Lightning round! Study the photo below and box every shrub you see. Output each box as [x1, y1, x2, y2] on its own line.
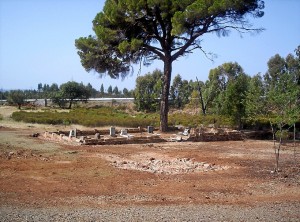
[11, 107, 255, 129]
[11, 107, 158, 128]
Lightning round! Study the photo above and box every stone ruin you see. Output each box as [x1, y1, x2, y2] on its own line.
[43, 126, 164, 145]
[43, 126, 245, 145]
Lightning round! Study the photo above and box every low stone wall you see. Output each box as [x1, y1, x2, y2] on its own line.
[43, 127, 246, 145]
[44, 131, 74, 143]
[55, 128, 151, 137]
[82, 136, 165, 145]
[43, 131, 165, 145]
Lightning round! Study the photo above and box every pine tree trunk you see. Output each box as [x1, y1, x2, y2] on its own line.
[160, 56, 172, 132]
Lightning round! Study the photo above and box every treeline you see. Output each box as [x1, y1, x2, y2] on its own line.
[2, 46, 300, 129]
[0, 83, 134, 101]
[135, 46, 300, 129]
[0, 82, 134, 109]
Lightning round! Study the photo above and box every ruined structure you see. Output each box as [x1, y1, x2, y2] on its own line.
[43, 126, 245, 145]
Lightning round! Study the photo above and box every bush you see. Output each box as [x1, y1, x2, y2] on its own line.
[11, 107, 159, 128]
[11, 107, 243, 129]
[244, 115, 270, 130]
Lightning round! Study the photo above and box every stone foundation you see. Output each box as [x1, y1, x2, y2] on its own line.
[43, 128, 164, 145]
[43, 127, 245, 145]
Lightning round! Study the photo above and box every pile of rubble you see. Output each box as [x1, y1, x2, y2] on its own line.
[188, 127, 244, 142]
[100, 153, 229, 175]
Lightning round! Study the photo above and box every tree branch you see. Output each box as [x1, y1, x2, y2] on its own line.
[143, 44, 165, 60]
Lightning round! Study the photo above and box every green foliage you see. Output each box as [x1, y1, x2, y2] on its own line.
[245, 74, 266, 120]
[0, 114, 3, 121]
[51, 92, 67, 108]
[100, 84, 105, 96]
[205, 62, 249, 128]
[170, 74, 192, 109]
[51, 81, 91, 109]
[11, 107, 159, 128]
[107, 85, 113, 95]
[113, 86, 119, 95]
[244, 115, 275, 130]
[7, 90, 26, 109]
[264, 50, 300, 129]
[187, 90, 200, 109]
[75, 0, 264, 131]
[1, 82, 132, 102]
[275, 130, 290, 141]
[11, 106, 237, 129]
[75, 0, 264, 78]
[134, 69, 162, 112]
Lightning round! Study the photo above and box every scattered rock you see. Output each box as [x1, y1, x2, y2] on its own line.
[7, 151, 14, 159]
[103, 153, 228, 175]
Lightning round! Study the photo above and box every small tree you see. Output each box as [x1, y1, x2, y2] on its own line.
[7, 90, 26, 109]
[206, 62, 248, 121]
[223, 73, 250, 129]
[113, 86, 119, 96]
[123, 88, 132, 97]
[100, 83, 105, 97]
[37, 83, 43, 93]
[86, 83, 97, 97]
[107, 85, 113, 96]
[134, 69, 162, 112]
[264, 50, 300, 172]
[58, 81, 91, 109]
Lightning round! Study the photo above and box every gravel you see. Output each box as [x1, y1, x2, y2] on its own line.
[1, 202, 299, 222]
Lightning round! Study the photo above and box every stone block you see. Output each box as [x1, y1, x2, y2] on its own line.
[147, 126, 154, 133]
[110, 127, 116, 137]
[120, 129, 128, 136]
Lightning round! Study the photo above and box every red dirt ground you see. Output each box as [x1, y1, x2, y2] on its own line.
[0, 126, 299, 208]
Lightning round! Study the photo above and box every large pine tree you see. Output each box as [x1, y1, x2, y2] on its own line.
[76, 0, 264, 131]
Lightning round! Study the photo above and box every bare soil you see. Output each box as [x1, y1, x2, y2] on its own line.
[0, 106, 299, 220]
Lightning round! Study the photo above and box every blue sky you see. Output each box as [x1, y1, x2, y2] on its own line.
[0, 0, 299, 91]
